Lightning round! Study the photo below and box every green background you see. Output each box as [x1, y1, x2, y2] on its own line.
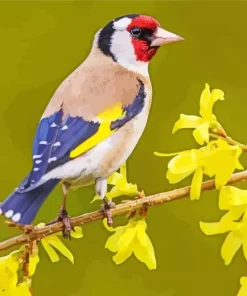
[0, 1, 247, 295]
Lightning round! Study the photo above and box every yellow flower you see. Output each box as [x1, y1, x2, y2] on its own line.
[219, 186, 247, 220]
[202, 139, 243, 189]
[104, 218, 156, 270]
[37, 223, 83, 264]
[172, 83, 224, 145]
[200, 211, 247, 266]
[92, 162, 141, 203]
[156, 139, 243, 200]
[238, 277, 247, 296]
[164, 149, 203, 200]
[200, 212, 237, 236]
[0, 250, 29, 295]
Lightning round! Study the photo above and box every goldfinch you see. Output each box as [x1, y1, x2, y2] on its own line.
[0, 14, 183, 236]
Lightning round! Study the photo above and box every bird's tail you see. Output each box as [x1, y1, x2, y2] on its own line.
[0, 179, 60, 225]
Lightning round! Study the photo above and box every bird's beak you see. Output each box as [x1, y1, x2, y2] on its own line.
[151, 27, 184, 47]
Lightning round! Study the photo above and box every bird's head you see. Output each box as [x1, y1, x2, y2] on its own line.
[95, 14, 183, 75]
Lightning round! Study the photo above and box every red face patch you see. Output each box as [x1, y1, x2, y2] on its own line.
[127, 15, 160, 62]
[131, 39, 158, 62]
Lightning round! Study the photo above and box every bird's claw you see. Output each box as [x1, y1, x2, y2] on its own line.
[101, 198, 116, 227]
[58, 208, 72, 239]
[46, 208, 72, 239]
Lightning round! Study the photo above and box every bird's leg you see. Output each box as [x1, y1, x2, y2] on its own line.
[46, 181, 72, 239]
[95, 178, 116, 226]
[101, 196, 116, 226]
[58, 181, 72, 239]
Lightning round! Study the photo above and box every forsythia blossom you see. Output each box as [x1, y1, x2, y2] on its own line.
[200, 186, 247, 266]
[172, 83, 224, 145]
[0, 250, 36, 295]
[156, 82, 246, 295]
[155, 139, 243, 200]
[238, 277, 247, 296]
[104, 218, 156, 270]
[37, 223, 83, 264]
[219, 186, 247, 219]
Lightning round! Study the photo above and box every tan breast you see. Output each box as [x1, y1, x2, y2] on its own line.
[42, 48, 148, 121]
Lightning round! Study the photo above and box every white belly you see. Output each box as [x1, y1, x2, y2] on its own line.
[41, 99, 151, 188]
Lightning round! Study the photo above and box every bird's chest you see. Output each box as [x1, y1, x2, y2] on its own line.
[68, 97, 151, 188]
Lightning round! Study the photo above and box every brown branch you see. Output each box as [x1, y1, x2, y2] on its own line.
[1, 169, 247, 253]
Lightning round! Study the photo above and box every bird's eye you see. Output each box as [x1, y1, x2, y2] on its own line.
[130, 27, 142, 38]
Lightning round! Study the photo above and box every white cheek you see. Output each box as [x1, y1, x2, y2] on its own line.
[110, 31, 149, 77]
[111, 31, 136, 62]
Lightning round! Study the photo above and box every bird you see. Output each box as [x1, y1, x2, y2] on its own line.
[0, 14, 183, 237]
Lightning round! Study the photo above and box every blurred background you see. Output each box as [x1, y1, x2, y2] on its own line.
[0, 1, 247, 295]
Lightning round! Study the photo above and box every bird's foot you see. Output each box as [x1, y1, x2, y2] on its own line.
[46, 208, 72, 239]
[58, 208, 72, 239]
[100, 197, 116, 227]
